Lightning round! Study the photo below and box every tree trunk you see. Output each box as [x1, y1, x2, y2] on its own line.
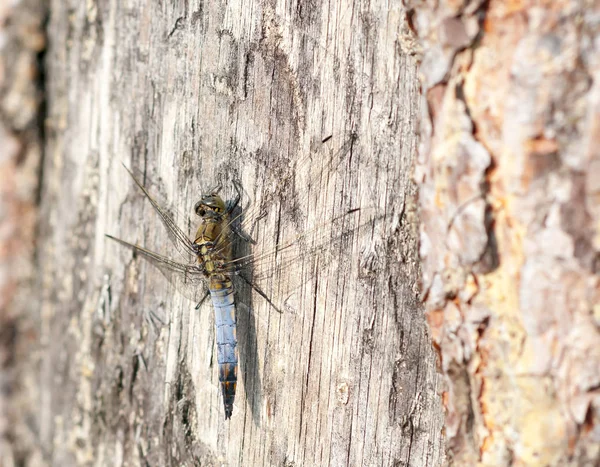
[410, 0, 600, 465]
[0, 0, 47, 465]
[35, 0, 445, 465]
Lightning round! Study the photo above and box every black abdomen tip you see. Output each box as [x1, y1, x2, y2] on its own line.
[221, 381, 236, 419]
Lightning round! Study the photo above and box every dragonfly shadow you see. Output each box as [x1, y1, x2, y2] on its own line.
[230, 201, 263, 426]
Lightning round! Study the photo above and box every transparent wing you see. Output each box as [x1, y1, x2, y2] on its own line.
[228, 208, 371, 272]
[122, 164, 198, 261]
[211, 133, 373, 312]
[224, 206, 377, 313]
[105, 234, 208, 303]
[223, 133, 359, 238]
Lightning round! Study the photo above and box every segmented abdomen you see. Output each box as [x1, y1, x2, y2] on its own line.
[209, 278, 237, 419]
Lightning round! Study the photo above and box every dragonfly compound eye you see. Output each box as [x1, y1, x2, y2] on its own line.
[203, 196, 226, 213]
[195, 195, 227, 218]
[194, 201, 206, 217]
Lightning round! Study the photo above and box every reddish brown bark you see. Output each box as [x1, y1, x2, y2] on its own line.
[410, 0, 600, 465]
[0, 0, 46, 465]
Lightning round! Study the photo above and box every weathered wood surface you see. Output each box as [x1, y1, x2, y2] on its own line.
[410, 0, 600, 465]
[39, 0, 444, 465]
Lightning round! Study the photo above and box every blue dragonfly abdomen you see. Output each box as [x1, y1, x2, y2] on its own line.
[209, 278, 238, 419]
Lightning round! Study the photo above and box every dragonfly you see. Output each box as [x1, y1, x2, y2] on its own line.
[106, 134, 372, 419]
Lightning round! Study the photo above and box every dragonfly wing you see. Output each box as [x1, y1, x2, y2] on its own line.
[123, 164, 198, 262]
[218, 134, 358, 244]
[106, 235, 208, 303]
[217, 134, 377, 313]
[227, 206, 377, 312]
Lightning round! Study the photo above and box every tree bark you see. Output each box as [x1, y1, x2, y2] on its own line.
[410, 0, 600, 465]
[0, 0, 46, 465]
[37, 0, 444, 465]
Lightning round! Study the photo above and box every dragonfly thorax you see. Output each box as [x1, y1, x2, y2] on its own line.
[193, 193, 231, 269]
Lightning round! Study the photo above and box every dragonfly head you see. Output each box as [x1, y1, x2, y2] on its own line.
[194, 194, 227, 220]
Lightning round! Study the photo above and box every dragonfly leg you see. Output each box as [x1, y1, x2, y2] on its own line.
[231, 225, 256, 244]
[195, 291, 211, 310]
[227, 179, 243, 214]
[228, 179, 258, 244]
[238, 273, 283, 314]
[204, 182, 223, 196]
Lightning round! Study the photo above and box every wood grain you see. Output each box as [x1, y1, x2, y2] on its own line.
[39, 0, 445, 465]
